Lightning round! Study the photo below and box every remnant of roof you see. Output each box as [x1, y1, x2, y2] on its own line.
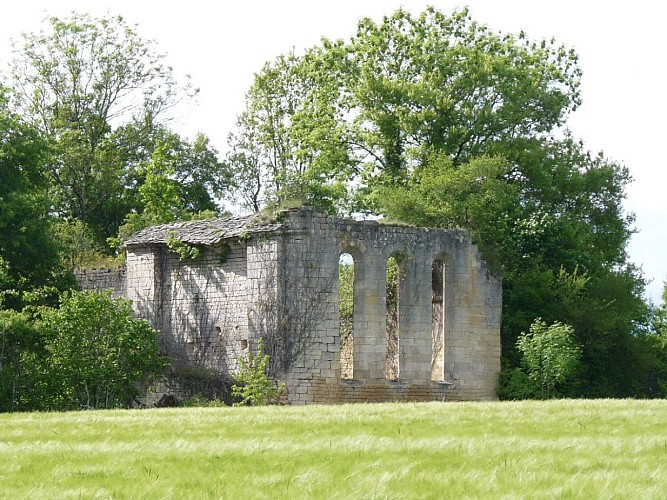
[122, 212, 285, 247]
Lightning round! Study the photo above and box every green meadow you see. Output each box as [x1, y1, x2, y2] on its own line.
[1, 399, 666, 499]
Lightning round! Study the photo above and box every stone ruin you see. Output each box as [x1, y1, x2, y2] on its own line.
[78, 206, 502, 404]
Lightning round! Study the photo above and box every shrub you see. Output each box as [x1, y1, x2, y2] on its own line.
[0, 310, 43, 411]
[37, 290, 168, 410]
[517, 318, 582, 398]
[181, 394, 227, 407]
[232, 338, 284, 406]
[497, 367, 538, 400]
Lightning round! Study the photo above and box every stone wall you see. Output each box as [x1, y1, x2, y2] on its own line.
[96, 207, 501, 404]
[127, 242, 250, 373]
[273, 208, 502, 404]
[75, 268, 126, 298]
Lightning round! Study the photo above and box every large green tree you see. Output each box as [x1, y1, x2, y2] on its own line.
[112, 128, 228, 248]
[0, 86, 62, 305]
[228, 7, 649, 396]
[10, 13, 226, 247]
[227, 52, 352, 213]
[228, 8, 582, 210]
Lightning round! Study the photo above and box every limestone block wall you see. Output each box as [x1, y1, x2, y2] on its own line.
[127, 242, 251, 374]
[162, 243, 249, 373]
[75, 268, 127, 298]
[274, 208, 502, 403]
[276, 211, 341, 404]
[126, 247, 161, 325]
[120, 206, 501, 404]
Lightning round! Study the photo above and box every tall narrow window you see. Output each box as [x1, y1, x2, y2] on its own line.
[339, 253, 354, 380]
[431, 258, 445, 381]
[386, 255, 400, 380]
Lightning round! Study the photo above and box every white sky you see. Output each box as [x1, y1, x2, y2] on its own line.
[1, 0, 665, 303]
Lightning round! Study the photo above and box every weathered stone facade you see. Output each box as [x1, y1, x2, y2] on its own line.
[115, 206, 501, 404]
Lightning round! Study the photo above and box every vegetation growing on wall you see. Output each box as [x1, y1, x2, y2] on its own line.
[231, 338, 284, 406]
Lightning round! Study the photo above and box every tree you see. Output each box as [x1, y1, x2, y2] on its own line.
[228, 6, 649, 396]
[653, 282, 667, 336]
[111, 128, 227, 248]
[10, 13, 199, 244]
[226, 51, 354, 213]
[228, 7, 581, 213]
[0, 86, 63, 306]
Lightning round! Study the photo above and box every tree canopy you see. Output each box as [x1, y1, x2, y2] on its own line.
[227, 6, 652, 397]
[0, 86, 63, 306]
[10, 13, 228, 248]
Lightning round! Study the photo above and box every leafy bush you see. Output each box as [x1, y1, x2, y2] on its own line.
[181, 394, 227, 407]
[232, 338, 284, 406]
[26, 290, 166, 411]
[0, 310, 43, 411]
[516, 319, 582, 398]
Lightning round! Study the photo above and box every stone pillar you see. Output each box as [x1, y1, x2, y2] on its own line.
[398, 258, 433, 381]
[353, 247, 386, 379]
[125, 247, 164, 330]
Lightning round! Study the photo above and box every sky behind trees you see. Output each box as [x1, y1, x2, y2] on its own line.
[1, 0, 664, 302]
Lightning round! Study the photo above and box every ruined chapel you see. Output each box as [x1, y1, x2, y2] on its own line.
[78, 206, 502, 404]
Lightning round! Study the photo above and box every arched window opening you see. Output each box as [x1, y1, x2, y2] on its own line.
[339, 253, 354, 380]
[386, 255, 401, 380]
[431, 258, 446, 381]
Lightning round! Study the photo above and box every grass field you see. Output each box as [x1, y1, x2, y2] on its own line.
[1, 399, 666, 499]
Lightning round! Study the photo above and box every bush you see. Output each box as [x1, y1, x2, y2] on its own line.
[232, 338, 284, 406]
[516, 318, 582, 398]
[0, 310, 43, 411]
[181, 394, 227, 407]
[497, 367, 538, 400]
[35, 290, 168, 410]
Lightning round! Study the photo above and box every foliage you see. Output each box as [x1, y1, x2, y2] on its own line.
[339, 260, 355, 379]
[10, 13, 195, 226]
[0, 87, 63, 305]
[652, 281, 667, 336]
[378, 154, 517, 273]
[516, 319, 582, 398]
[225, 5, 649, 397]
[53, 220, 119, 270]
[1, 290, 167, 411]
[33, 290, 166, 411]
[634, 282, 667, 397]
[226, 52, 351, 213]
[180, 394, 227, 407]
[228, 7, 581, 213]
[386, 255, 405, 380]
[110, 129, 227, 250]
[1, 400, 666, 497]
[165, 231, 201, 261]
[231, 338, 284, 406]
[0, 309, 43, 411]
[338, 262, 354, 340]
[9, 13, 228, 254]
[497, 367, 538, 400]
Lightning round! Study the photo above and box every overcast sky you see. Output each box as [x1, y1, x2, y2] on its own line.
[1, 0, 665, 303]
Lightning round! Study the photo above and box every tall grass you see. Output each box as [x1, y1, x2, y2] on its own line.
[1, 400, 666, 498]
